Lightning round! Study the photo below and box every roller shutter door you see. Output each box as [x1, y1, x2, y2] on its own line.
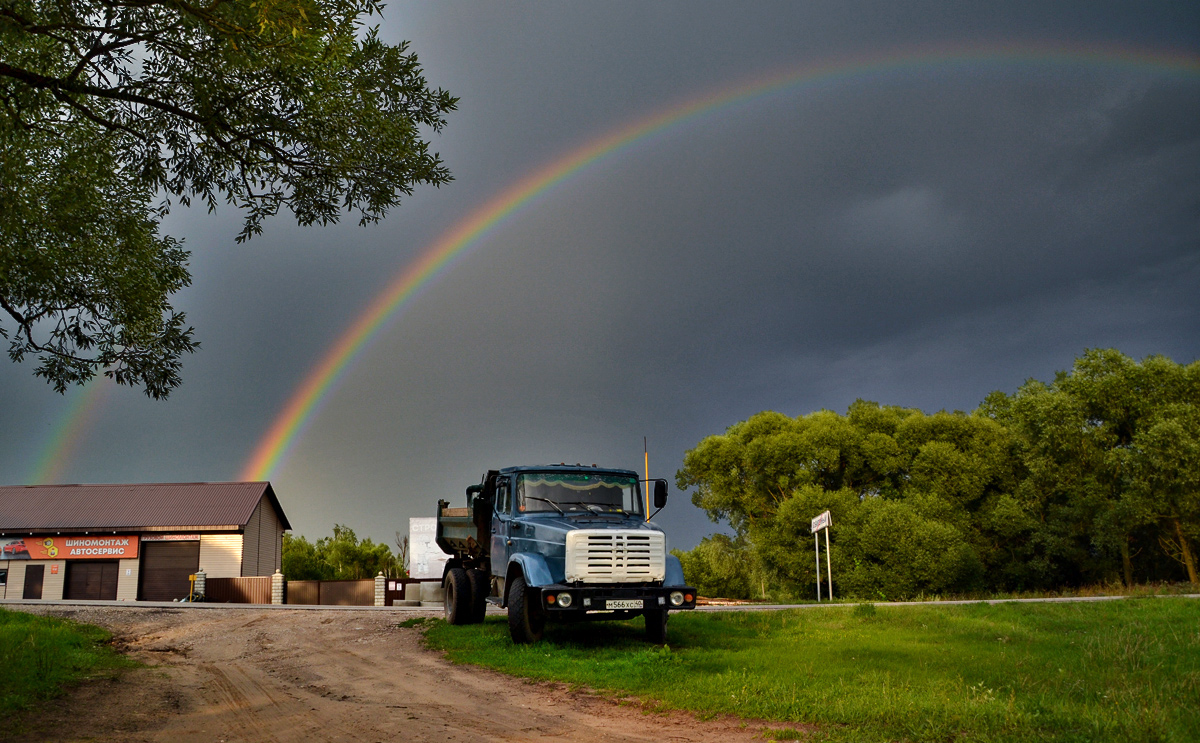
[65, 561, 119, 600]
[138, 541, 200, 601]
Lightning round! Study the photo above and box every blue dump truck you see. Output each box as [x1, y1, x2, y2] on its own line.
[435, 464, 696, 644]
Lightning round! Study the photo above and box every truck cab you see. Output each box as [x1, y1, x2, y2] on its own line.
[436, 464, 696, 643]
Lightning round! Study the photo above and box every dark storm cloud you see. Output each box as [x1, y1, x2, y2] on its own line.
[1, 1, 1196, 549]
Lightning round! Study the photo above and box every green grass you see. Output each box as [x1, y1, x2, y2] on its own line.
[0, 608, 135, 714]
[396, 616, 431, 628]
[424, 599, 1200, 742]
[728, 580, 1199, 606]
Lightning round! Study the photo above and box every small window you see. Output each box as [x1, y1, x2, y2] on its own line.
[0, 568, 7, 586]
[495, 479, 511, 515]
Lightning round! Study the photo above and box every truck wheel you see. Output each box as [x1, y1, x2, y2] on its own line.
[443, 568, 471, 625]
[468, 569, 490, 624]
[645, 606, 668, 644]
[506, 575, 545, 644]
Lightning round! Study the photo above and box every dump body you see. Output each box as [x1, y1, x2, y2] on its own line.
[434, 507, 482, 557]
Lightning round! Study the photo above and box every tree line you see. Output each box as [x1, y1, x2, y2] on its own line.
[673, 349, 1199, 600]
[282, 525, 407, 580]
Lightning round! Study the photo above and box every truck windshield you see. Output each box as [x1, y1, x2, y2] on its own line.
[516, 473, 642, 515]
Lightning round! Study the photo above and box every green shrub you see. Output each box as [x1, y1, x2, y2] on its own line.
[672, 533, 757, 599]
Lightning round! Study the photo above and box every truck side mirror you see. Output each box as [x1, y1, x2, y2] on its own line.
[654, 480, 668, 509]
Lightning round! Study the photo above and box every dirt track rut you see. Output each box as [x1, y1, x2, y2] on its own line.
[5, 606, 767, 742]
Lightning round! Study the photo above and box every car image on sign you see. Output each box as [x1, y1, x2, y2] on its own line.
[606, 599, 644, 610]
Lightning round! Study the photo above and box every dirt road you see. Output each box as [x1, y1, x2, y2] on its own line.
[6, 606, 768, 743]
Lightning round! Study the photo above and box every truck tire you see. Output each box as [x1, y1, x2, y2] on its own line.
[468, 568, 490, 624]
[645, 606, 668, 644]
[506, 575, 545, 644]
[444, 567, 472, 625]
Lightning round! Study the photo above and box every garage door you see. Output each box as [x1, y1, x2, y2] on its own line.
[138, 541, 200, 601]
[65, 561, 119, 600]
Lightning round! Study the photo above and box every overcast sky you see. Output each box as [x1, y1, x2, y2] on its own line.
[1, 1, 1197, 551]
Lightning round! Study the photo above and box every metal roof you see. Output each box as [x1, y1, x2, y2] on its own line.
[0, 482, 291, 533]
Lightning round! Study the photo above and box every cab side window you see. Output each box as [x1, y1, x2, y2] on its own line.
[495, 479, 511, 515]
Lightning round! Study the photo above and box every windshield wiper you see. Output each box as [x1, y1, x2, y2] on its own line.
[558, 501, 625, 515]
[524, 496, 564, 515]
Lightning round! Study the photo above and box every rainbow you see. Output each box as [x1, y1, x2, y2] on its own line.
[28, 381, 111, 484]
[239, 41, 1199, 481]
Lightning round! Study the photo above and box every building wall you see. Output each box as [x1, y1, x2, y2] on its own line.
[5, 560, 24, 598]
[241, 497, 283, 576]
[199, 534, 243, 578]
[264, 499, 282, 573]
[40, 560, 66, 600]
[2, 557, 143, 601]
[3, 529, 279, 598]
[243, 501, 262, 576]
[3, 560, 66, 600]
[117, 558, 139, 601]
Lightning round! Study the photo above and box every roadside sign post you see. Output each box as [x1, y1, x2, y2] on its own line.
[811, 510, 832, 601]
[825, 524, 832, 601]
[814, 531, 820, 601]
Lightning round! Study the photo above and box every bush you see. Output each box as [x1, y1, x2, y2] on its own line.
[842, 500, 983, 600]
[672, 534, 758, 599]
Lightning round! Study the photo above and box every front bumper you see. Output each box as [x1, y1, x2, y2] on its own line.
[538, 584, 697, 613]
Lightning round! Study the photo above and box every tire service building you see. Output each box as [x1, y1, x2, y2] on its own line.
[0, 482, 289, 602]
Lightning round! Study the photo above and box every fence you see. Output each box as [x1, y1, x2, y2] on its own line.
[194, 575, 443, 605]
[205, 576, 273, 604]
[285, 579, 375, 606]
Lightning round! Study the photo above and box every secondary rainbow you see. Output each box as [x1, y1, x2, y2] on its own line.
[226, 41, 1194, 480]
[29, 381, 111, 484]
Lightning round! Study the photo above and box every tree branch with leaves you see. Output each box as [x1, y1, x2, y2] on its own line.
[1, 0, 456, 396]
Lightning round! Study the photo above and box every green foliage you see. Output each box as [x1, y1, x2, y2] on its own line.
[1, 0, 456, 396]
[1120, 404, 1200, 583]
[281, 532, 331, 580]
[671, 534, 759, 599]
[844, 499, 984, 599]
[282, 524, 403, 580]
[676, 349, 1200, 599]
[0, 608, 135, 714]
[991, 349, 1200, 587]
[424, 599, 1200, 743]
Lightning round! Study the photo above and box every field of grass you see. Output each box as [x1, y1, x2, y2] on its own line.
[424, 598, 1200, 742]
[734, 580, 1200, 606]
[0, 608, 134, 714]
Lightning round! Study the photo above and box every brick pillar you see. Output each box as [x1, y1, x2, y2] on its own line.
[193, 570, 206, 600]
[375, 572, 386, 607]
[271, 569, 285, 605]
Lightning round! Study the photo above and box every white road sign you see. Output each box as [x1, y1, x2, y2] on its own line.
[811, 510, 831, 533]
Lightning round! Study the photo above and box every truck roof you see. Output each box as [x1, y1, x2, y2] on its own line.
[497, 464, 640, 478]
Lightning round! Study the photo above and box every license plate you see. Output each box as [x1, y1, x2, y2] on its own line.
[606, 599, 643, 610]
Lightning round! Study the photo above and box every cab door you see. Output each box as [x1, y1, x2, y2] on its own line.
[490, 476, 513, 577]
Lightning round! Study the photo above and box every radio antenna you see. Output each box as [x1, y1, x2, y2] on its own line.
[644, 437, 650, 521]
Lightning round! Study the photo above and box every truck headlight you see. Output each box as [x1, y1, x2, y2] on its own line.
[557, 592, 573, 608]
[669, 591, 685, 606]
